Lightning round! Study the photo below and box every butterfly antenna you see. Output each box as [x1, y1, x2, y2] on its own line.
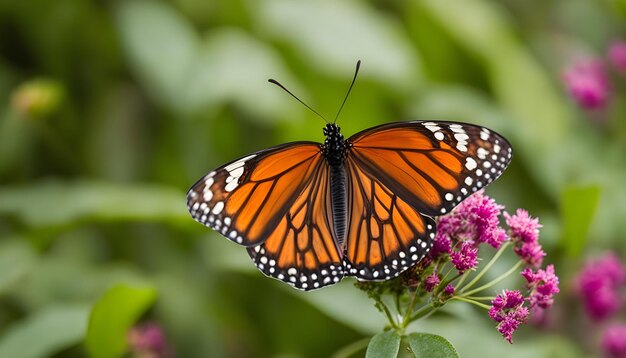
[333, 60, 361, 124]
[268, 79, 328, 123]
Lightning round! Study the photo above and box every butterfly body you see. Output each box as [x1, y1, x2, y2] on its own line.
[187, 120, 512, 290]
[323, 123, 348, 246]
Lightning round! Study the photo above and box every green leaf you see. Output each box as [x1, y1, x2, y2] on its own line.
[115, 0, 198, 112]
[182, 28, 297, 121]
[407, 333, 459, 358]
[0, 238, 36, 295]
[85, 283, 157, 358]
[365, 331, 401, 358]
[254, 0, 421, 88]
[0, 180, 187, 228]
[560, 185, 601, 258]
[0, 305, 90, 358]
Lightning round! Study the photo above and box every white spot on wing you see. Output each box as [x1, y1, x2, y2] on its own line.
[212, 201, 224, 215]
[465, 157, 477, 170]
[224, 180, 238, 192]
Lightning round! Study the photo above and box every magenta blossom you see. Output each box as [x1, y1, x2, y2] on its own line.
[450, 241, 478, 274]
[128, 322, 171, 358]
[429, 232, 452, 259]
[608, 41, 626, 73]
[424, 273, 440, 292]
[444, 284, 455, 295]
[602, 323, 626, 358]
[436, 190, 507, 249]
[576, 253, 626, 321]
[505, 209, 545, 267]
[522, 264, 560, 315]
[489, 290, 529, 343]
[562, 58, 611, 110]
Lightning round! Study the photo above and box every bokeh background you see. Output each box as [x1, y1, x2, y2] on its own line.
[1, 0, 626, 357]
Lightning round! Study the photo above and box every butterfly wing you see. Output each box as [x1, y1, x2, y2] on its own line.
[344, 121, 512, 280]
[187, 142, 344, 290]
[247, 160, 344, 290]
[344, 156, 437, 280]
[348, 121, 512, 216]
[187, 142, 327, 247]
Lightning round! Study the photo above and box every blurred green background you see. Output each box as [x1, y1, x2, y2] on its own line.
[1, 0, 626, 357]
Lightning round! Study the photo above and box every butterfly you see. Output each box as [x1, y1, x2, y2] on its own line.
[187, 63, 512, 291]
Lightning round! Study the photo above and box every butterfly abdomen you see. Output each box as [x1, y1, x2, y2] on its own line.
[323, 123, 348, 247]
[330, 165, 347, 246]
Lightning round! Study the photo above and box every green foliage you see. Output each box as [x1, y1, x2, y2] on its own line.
[0, 305, 89, 358]
[560, 185, 601, 258]
[86, 284, 156, 358]
[366, 331, 402, 358]
[408, 333, 459, 358]
[0, 180, 187, 228]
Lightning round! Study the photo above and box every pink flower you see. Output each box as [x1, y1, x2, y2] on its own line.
[424, 273, 440, 292]
[429, 232, 452, 259]
[608, 41, 626, 73]
[505, 209, 541, 244]
[505, 209, 545, 267]
[444, 284, 455, 295]
[436, 191, 507, 249]
[601, 323, 626, 358]
[576, 253, 626, 321]
[562, 59, 611, 110]
[489, 290, 529, 343]
[450, 241, 478, 273]
[128, 322, 172, 358]
[522, 265, 560, 317]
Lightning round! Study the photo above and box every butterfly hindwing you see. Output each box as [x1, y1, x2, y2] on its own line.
[343, 157, 436, 280]
[247, 160, 344, 290]
[347, 121, 512, 217]
[187, 142, 325, 247]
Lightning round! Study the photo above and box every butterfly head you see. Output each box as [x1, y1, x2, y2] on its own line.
[323, 123, 346, 166]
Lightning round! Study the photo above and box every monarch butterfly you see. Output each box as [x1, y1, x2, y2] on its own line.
[187, 62, 512, 291]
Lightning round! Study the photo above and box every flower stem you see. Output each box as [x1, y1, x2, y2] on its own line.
[459, 241, 511, 294]
[451, 296, 492, 309]
[461, 260, 524, 297]
[400, 290, 419, 330]
[378, 298, 399, 330]
[435, 272, 462, 294]
[407, 302, 435, 325]
[455, 269, 471, 288]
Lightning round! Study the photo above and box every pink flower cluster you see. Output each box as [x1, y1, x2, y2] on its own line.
[431, 191, 506, 274]
[489, 290, 530, 343]
[506, 209, 545, 267]
[602, 324, 626, 358]
[562, 59, 611, 110]
[426, 191, 559, 343]
[522, 265, 560, 317]
[436, 191, 507, 251]
[128, 322, 172, 358]
[562, 40, 626, 111]
[576, 253, 626, 321]
[575, 253, 626, 357]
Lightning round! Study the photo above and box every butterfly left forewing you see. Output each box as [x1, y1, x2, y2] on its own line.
[187, 142, 324, 247]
